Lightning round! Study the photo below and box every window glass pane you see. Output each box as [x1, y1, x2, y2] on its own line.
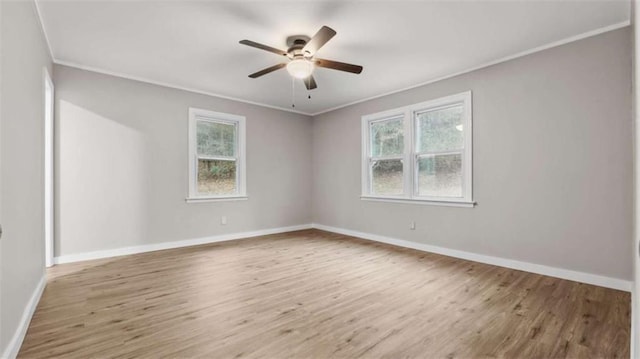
[371, 159, 403, 196]
[197, 159, 237, 195]
[370, 118, 404, 157]
[197, 120, 236, 157]
[418, 153, 462, 197]
[416, 104, 464, 153]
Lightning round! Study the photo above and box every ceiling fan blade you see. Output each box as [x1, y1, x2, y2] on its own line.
[304, 75, 317, 90]
[239, 40, 288, 57]
[248, 63, 286, 78]
[314, 58, 363, 74]
[302, 26, 336, 55]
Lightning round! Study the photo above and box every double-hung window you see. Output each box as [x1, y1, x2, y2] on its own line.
[187, 108, 246, 202]
[361, 91, 473, 206]
[367, 115, 406, 196]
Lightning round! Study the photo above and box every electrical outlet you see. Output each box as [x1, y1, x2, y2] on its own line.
[221, 216, 227, 225]
[410, 221, 416, 230]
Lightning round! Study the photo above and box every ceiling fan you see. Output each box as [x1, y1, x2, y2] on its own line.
[239, 26, 363, 91]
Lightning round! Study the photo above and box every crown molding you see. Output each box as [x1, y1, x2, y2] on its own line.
[310, 20, 631, 116]
[53, 60, 314, 116]
[33, 0, 54, 60]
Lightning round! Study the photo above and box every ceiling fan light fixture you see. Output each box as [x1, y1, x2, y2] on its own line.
[286, 58, 314, 79]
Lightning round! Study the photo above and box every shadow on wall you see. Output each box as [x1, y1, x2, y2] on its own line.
[55, 100, 149, 256]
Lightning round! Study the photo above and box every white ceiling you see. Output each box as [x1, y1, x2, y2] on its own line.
[37, 0, 630, 115]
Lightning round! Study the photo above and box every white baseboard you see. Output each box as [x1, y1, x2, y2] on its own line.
[2, 274, 46, 359]
[52, 221, 633, 291]
[54, 224, 313, 265]
[312, 223, 632, 292]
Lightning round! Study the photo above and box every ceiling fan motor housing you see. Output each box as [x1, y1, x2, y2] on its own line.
[286, 35, 311, 57]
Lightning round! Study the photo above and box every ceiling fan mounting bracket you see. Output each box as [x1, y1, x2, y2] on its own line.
[286, 35, 310, 48]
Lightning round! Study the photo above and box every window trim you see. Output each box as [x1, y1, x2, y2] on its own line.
[187, 107, 247, 202]
[361, 91, 474, 206]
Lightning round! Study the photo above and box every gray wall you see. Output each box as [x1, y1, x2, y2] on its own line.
[54, 65, 313, 257]
[0, 0, 52, 355]
[312, 28, 633, 281]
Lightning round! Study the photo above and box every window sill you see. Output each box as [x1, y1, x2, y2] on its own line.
[360, 196, 476, 208]
[186, 196, 248, 203]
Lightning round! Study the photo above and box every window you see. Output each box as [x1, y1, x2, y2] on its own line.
[188, 108, 246, 202]
[361, 91, 473, 206]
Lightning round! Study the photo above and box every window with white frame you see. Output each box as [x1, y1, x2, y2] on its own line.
[361, 91, 473, 206]
[188, 108, 246, 201]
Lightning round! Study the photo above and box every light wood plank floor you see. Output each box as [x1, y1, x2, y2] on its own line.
[19, 229, 630, 358]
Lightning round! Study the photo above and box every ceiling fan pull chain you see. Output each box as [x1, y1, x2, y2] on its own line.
[291, 77, 296, 108]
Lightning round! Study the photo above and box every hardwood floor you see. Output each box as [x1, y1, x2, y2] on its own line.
[18, 229, 630, 358]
